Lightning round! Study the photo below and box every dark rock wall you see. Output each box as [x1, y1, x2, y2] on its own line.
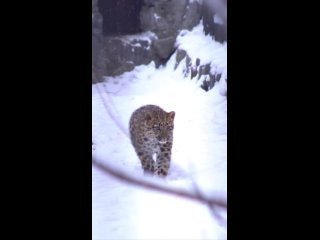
[92, 0, 227, 81]
[92, 0, 105, 83]
[202, 0, 227, 42]
[98, 0, 143, 36]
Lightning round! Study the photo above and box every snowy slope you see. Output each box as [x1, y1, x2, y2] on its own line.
[92, 22, 227, 240]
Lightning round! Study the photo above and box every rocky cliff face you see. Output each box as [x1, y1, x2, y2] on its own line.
[92, 0, 227, 83]
[92, 0, 105, 83]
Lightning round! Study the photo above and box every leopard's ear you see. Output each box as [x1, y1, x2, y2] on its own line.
[168, 111, 175, 120]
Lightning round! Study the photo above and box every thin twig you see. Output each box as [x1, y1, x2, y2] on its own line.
[191, 178, 227, 226]
[92, 156, 227, 210]
[95, 83, 130, 138]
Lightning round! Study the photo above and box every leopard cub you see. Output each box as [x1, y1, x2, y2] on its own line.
[129, 105, 175, 177]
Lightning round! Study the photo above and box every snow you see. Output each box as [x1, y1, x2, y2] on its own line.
[92, 22, 227, 240]
[154, 13, 161, 20]
[130, 43, 140, 48]
[176, 22, 227, 80]
[121, 31, 158, 45]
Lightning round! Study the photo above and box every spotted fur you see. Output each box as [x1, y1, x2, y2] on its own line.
[129, 105, 175, 177]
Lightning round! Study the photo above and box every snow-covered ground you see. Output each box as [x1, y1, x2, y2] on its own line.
[92, 22, 227, 240]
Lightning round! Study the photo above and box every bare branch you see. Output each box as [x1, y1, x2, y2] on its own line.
[94, 83, 130, 138]
[191, 178, 227, 226]
[92, 156, 227, 210]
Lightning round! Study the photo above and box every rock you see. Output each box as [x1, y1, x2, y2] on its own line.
[103, 36, 154, 76]
[213, 22, 227, 42]
[140, 0, 188, 38]
[196, 58, 200, 66]
[215, 73, 222, 82]
[151, 36, 176, 62]
[191, 66, 198, 79]
[92, 0, 105, 83]
[202, 1, 214, 36]
[140, 0, 201, 64]
[201, 1, 227, 43]
[92, 0, 222, 79]
[98, 0, 143, 36]
[181, 1, 201, 30]
[198, 64, 211, 79]
[173, 47, 225, 92]
[174, 49, 187, 70]
[200, 72, 221, 92]
[200, 75, 211, 91]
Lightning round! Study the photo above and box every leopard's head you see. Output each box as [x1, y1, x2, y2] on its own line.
[144, 110, 175, 144]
